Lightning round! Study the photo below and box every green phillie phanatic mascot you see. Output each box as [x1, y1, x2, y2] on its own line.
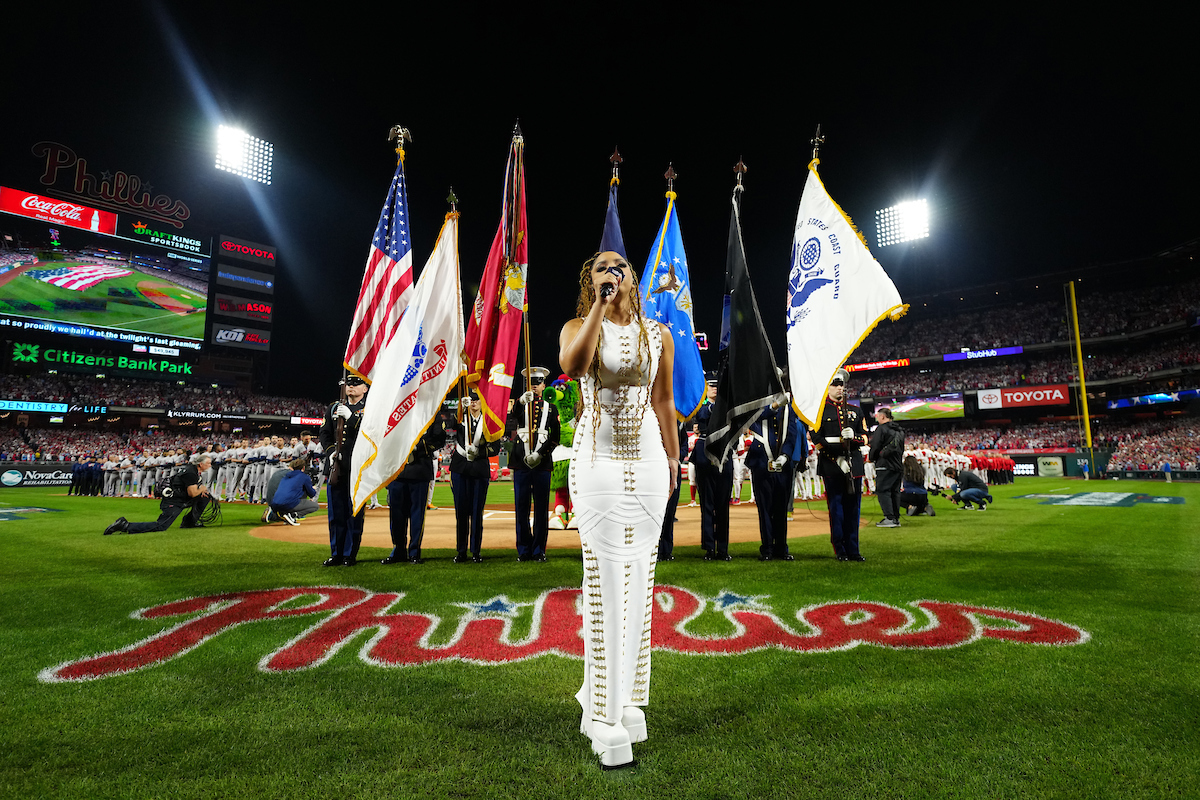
[547, 375, 580, 529]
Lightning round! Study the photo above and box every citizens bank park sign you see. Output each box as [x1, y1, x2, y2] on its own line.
[977, 384, 1070, 410]
[39, 585, 1089, 682]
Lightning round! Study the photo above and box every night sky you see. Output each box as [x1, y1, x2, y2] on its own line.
[2, 6, 1194, 402]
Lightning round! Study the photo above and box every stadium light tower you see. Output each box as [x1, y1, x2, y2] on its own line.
[215, 125, 273, 185]
[875, 199, 929, 247]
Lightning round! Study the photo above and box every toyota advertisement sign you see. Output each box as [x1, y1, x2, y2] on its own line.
[978, 384, 1070, 410]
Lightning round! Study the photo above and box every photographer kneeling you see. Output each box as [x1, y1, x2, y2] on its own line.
[104, 455, 214, 535]
[265, 456, 319, 526]
[943, 467, 994, 511]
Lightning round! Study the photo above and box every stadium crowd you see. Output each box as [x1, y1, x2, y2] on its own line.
[853, 276, 1200, 363]
[1106, 417, 1199, 471]
[853, 334, 1198, 398]
[0, 374, 324, 417]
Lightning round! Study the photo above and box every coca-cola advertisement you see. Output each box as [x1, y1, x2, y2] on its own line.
[0, 187, 117, 235]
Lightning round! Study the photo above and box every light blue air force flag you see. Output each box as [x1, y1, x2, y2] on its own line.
[640, 193, 705, 421]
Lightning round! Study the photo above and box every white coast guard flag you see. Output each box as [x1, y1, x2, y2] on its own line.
[785, 160, 906, 428]
[351, 212, 465, 513]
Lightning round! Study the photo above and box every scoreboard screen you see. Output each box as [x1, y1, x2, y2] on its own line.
[0, 187, 208, 351]
[875, 392, 965, 422]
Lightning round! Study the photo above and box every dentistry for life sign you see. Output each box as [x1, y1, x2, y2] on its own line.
[977, 384, 1070, 410]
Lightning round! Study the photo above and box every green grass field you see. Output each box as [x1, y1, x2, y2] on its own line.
[892, 400, 965, 422]
[0, 265, 206, 339]
[1, 477, 1197, 799]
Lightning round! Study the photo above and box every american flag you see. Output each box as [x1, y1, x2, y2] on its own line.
[26, 264, 133, 291]
[344, 158, 414, 383]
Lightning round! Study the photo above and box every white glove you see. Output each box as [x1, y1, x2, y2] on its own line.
[519, 391, 535, 405]
[840, 427, 855, 440]
[466, 445, 478, 462]
[524, 453, 541, 468]
[773, 455, 787, 468]
[334, 403, 352, 420]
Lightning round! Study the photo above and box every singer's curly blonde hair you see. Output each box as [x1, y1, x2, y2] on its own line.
[576, 252, 653, 455]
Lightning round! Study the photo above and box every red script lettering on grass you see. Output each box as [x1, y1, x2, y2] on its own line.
[39, 585, 1090, 682]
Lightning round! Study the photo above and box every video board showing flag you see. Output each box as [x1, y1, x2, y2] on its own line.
[874, 392, 965, 421]
[0, 184, 214, 353]
[25, 264, 133, 292]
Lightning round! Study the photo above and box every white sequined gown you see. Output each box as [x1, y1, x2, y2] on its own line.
[570, 317, 668, 725]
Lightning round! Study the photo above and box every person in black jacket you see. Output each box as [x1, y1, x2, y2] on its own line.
[747, 387, 805, 560]
[505, 366, 560, 562]
[381, 418, 447, 565]
[657, 420, 691, 562]
[811, 369, 869, 561]
[450, 391, 502, 563]
[943, 467, 993, 510]
[319, 375, 368, 566]
[869, 406, 906, 528]
[104, 455, 212, 535]
[690, 376, 733, 560]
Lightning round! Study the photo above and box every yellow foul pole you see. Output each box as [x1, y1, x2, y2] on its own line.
[1067, 281, 1093, 450]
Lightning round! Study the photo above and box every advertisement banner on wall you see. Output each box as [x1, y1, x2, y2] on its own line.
[1037, 456, 1064, 477]
[0, 464, 73, 487]
[217, 236, 276, 268]
[9, 342, 197, 376]
[846, 358, 911, 372]
[0, 186, 118, 235]
[978, 384, 1070, 410]
[214, 294, 273, 323]
[210, 323, 271, 351]
[215, 263, 274, 295]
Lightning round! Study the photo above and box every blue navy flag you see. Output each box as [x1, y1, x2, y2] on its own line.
[639, 192, 705, 421]
[599, 182, 627, 258]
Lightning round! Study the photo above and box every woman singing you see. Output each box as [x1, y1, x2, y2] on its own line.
[559, 250, 679, 769]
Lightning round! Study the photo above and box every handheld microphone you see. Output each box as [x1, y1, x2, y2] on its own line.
[600, 284, 614, 299]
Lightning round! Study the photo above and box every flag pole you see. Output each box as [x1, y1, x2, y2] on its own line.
[334, 124, 411, 486]
[810, 124, 825, 164]
[646, 164, 678, 303]
[610, 146, 622, 186]
[446, 185, 467, 427]
[509, 124, 535, 451]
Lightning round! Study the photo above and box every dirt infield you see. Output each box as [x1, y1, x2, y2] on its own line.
[137, 280, 200, 315]
[250, 500, 854, 553]
[0, 261, 37, 289]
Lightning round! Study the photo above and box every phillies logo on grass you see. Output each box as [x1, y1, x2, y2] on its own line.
[39, 585, 1090, 682]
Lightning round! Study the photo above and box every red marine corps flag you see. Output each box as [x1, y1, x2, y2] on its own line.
[464, 127, 529, 441]
[344, 127, 415, 383]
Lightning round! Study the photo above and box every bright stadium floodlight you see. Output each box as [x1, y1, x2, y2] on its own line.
[875, 199, 929, 247]
[215, 125, 273, 185]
